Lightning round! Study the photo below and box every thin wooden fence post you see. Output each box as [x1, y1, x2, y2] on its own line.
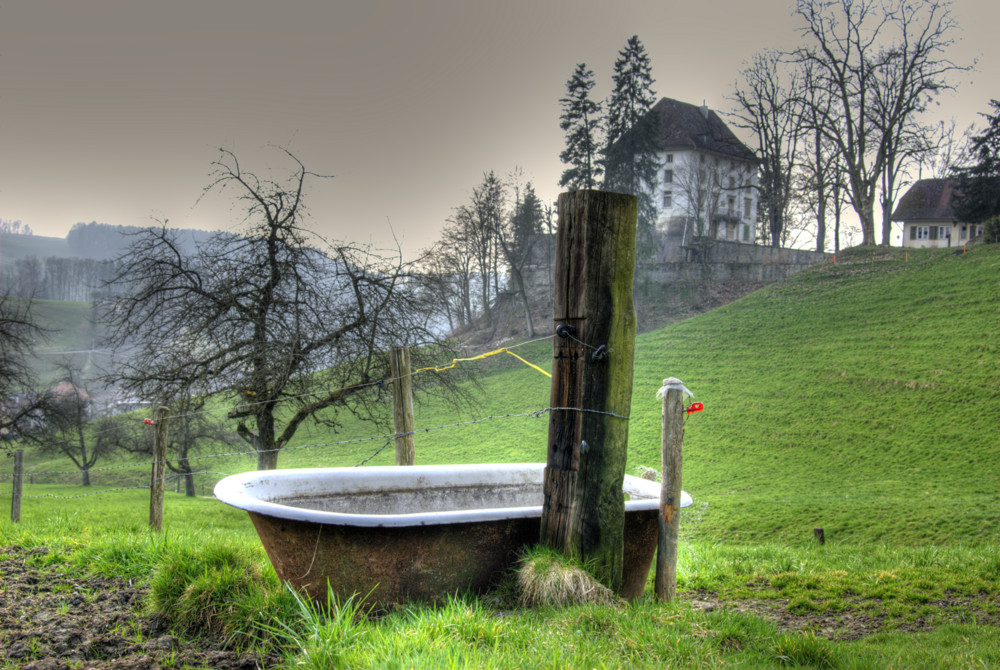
[655, 380, 685, 602]
[540, 189, 638, 593]
[390, 346, 415, 466]
[10, 449, 24, 523]
[149, 406, 170, 532]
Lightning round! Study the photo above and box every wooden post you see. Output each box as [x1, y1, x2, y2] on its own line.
[655, 384, 685, 602]
[10, 449, 24, 523]
[149, 405, 170, 532]
[540, 189, 637, 593]
[390, 346, 415, 466]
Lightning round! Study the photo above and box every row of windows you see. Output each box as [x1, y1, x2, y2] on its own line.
[660, 191, 754, 219]
[910, 224, 984, 241]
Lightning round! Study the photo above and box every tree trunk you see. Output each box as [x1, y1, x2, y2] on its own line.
[253, 410, 279, 470]
[81, 468, 90, 487]
[178, 456, 196, 497]
[541, 189, 638, 593]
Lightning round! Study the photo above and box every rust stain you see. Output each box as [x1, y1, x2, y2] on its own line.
[661, 503, 677, 525]
[248, 503, 662, 608]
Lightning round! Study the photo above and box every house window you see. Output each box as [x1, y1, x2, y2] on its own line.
[727, 197, 736, 216]
[662, 191, 672, 208]
[743, 224, 750, 241]
[744, 198, 752, 219]
[663, 169, 673, 184]
[974, 224, 983, 237]
[665, 153, 673, 164]
[960, 225, 967, 239]
[728, 176, 736, 190]
[939, 226, 951, 240]
[929, 226, 938, 240]
[913, 226, 930, 240]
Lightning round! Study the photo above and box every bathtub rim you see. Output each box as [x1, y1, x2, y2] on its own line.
[214, 462, 692, 528]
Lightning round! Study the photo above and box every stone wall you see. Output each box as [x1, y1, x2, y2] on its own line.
[524, 233, 829, 286]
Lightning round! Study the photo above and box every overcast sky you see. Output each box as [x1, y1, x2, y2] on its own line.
[2, 0, 996, 256]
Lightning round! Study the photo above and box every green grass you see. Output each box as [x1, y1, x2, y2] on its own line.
[1, 244, 998, 667]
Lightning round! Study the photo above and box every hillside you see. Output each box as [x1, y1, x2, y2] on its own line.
[269, 244, 998, 547]
[12, 245, 999, 547]
[0, 234, 72, 260]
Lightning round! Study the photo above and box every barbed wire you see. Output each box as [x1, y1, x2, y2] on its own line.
[2, 404, 628, 480]
[25, 335, 559, 442]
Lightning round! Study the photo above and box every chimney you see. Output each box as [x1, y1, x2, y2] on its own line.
[700, 100, 709, 119]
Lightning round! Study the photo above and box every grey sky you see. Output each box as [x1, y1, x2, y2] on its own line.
[1, 0, 995, 256]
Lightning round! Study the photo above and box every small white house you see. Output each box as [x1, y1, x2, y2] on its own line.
[891, 178, 983, 248]
[645, 98, 759, 246]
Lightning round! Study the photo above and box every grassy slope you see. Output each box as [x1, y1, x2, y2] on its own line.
[279, 245, 1000, 546]
[12, 246, 999, 547]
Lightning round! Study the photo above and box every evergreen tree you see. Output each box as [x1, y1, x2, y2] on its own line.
[953, 99, 1000, 226]
[602, 35, 659, 249]
[559, 63, 603, 191]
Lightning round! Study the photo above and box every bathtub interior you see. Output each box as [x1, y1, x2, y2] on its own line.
[275, 482, 544, 515]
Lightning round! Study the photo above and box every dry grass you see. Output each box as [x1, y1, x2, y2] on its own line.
[516, 546, 619, 608]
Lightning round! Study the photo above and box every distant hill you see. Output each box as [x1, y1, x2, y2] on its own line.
[0, 234, 72, 261]
[1, 223, 220, 303]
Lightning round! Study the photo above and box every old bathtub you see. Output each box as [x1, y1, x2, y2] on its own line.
[214, 462, 692, 606]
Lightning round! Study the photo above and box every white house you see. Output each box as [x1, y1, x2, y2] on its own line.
[891, 178, 984, 248]
[645, 98, 759, 247]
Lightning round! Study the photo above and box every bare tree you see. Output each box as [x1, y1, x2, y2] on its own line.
[103, 149, 452, 470]
[730, 50, 805, 248]
[112, 393, 237, 496]
[36, 361, 116, 486]
[0, 295, 50, 438]
[794, 0, 969, 245]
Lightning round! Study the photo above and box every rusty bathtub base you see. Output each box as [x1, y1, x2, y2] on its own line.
[248, 508, 658, 607]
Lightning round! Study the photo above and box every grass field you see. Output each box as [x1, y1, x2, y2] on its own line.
[2, 243, 998, 668]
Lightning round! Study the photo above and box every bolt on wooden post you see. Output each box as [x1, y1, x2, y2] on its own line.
[149, 406, 170, 532]
[540, 189, 637, 593]
[655, 383, 685, 602]
[390, 346, 415, 466]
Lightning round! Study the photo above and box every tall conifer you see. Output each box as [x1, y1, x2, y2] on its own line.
[559, 63, 603, 191]
[603, 36, 659, 249]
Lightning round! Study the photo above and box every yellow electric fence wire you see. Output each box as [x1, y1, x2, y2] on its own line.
[413, 347, 551, 378]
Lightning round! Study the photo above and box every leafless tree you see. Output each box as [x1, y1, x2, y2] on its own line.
[730, 50, 805, 248]
[35, 361, 116, 486]
[103, 148, 455, 470]
[794, 0, 969, 245]
[0, 295, 50, 438]
[112, 393, 237, 496]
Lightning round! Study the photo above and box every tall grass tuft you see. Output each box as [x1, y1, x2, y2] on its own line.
[516, 545, 618, 608]
[270, 584, 372, 670]
[147, 542, 296, 651]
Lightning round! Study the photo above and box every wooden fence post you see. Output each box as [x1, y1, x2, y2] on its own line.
[390, 346, 415, 466]
[10, 449, 24, 523]
[655, 382, 685, 602]
[149, 406, 170, 532]
[540, 189, 638, 593]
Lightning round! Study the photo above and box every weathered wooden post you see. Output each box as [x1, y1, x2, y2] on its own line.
[540, 189, 637, 592]
[10, 449, 24, 523]
[655, 380, 686, 602]
[149, 406, 170, 532]
[390, 346, 415, 466]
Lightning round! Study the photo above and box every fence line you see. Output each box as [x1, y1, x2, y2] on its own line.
[19, 335, 558, 446]
[0, 405, 570, 484]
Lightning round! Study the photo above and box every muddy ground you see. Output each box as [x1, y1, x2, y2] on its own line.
[0, 546, 278, 670]
[2, 545, 997, 668]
